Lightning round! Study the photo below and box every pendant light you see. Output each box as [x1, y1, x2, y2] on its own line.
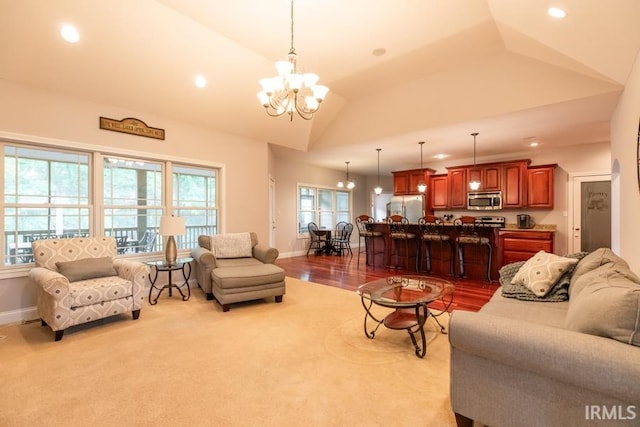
[417, 141, 427, 193]
[337, 161, 355, 189]
[374, 148, 383, 195]
[469, 132, 481, 191]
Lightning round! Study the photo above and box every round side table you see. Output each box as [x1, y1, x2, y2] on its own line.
[145, 257, 193, 305]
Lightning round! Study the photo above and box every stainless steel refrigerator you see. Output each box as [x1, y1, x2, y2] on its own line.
[386, 195, 425, 222]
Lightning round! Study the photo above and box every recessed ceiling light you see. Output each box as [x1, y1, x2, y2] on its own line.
[528, 139, 540, 147]
[372, 48, 386, 57]
[547, 7, 567, 19]
[60, 24, 80, 43]
[194, 75, 207, 88]
[433, 154, 449, 160]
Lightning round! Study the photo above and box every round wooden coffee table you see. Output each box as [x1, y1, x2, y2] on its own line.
[356, 275, 454, 358]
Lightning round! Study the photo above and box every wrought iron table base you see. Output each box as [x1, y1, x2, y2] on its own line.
[360, 297, 445, 358]
[148, 262, 191, 305]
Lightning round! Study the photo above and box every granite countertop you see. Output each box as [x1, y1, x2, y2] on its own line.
[501, 224, 557, 231]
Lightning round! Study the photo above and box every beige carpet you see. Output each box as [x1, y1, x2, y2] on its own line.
[0, 278, 455, 427]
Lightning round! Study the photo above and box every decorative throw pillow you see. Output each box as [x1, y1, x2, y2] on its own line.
[510, 250, 579, 297]
[565, 270, 640, 347]
[210, 232, 253, 259]
[56, 257, 118, 282]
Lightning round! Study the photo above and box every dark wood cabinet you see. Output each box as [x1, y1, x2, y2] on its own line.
[430, 174, 448, 209]
[469, 165, 501, 191]
[393, 172, 411, 195]
[502, 161, 527, 208]
[447, 167, 467, 208]
[527, 165, 556, 208]
[483, 165, 502, 191]
[393, 168, 434, 196]
[499, 230, 554, 266]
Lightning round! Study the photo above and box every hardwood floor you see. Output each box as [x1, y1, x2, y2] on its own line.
[275, 251, 498, 312]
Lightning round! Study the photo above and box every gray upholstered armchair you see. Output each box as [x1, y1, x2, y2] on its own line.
[191, 232, 285, 311]
[29, 236, 149, 341]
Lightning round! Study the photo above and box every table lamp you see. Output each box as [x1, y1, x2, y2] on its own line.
[159, 215, 185, 265]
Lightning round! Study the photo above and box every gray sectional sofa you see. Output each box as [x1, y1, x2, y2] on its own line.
[191, 232, 285, 311]
[449, 248, 640, 427]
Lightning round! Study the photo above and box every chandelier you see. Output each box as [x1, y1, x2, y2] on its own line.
[469, 132, 481, 191]
[337, 161, 355, 189]
[374, 149, 383, 195]
[257, 0, 329, 121]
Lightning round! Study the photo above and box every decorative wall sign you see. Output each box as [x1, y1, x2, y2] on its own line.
[99, 117, 165, 140]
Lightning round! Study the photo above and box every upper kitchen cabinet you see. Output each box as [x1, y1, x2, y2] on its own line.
[430, 174, 448, 209]
[447, 167, 468, 209]
[527, 164, 556, 208]
[502, 161, 529, 208]
[393, 168, 435, 196]
[468, 165, 502, 192]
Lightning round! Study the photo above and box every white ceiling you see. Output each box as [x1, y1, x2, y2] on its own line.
[1, 0, 639, 175]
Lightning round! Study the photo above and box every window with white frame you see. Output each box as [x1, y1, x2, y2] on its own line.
[103, 157, 163, 254]
[1, 140, 221, 268]
[172, 164, 218, 250]
[3, 145, 91, 265]
[297, 185, 351, 235]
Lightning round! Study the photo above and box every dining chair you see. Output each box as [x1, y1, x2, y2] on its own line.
[332, 222, 353, 256]
[306, 222, 328, 256]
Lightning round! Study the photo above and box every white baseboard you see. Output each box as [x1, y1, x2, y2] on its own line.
[0, 306, 39, 326]
[279, 243, 362, 259]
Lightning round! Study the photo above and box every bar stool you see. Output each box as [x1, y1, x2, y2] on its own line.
[387, 215, 417, 271]
[417, 215, 454, 276]
[355, 215, 384, 269]
[453, 216, 492, 283]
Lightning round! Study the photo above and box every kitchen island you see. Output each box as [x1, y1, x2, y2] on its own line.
[366, 219, 504, 282]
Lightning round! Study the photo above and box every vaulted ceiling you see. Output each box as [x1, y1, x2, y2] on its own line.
[1, 0, 639, 175]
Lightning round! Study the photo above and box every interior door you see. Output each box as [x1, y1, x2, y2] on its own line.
[269, 175, 276, 247]
[571, 174, 611, 252]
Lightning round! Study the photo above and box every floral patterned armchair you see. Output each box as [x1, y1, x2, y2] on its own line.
[29, 236, 148, 341]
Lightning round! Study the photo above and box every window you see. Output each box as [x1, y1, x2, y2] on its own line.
[297, 185, 351, 235]
[172, 164, 218, 250]
[1, 140, 221, 268]
[3, 145, 91, 265]
[103, 157, 163, 254]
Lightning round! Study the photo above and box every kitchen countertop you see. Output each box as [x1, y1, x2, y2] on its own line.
[500, 224, 557, 232]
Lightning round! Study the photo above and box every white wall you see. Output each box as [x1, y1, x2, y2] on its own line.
[0, 80, 272, 320]
[611, 50, 640, 274]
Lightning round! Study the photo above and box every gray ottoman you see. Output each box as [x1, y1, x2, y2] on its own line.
[211, 264, 286, 311]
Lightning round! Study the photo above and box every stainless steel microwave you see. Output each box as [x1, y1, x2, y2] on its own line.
[467, 191, 502, 210]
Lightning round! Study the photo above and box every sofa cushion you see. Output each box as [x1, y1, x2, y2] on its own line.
[56, 256, 118, 282]
[69, 275, 133, 307]
[210, 233, 252, 258]
[569, 248, 630, 297]
[565, 267, 640, 347]
[212, 264, 285, 289]
[510, 251, 579, 297]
